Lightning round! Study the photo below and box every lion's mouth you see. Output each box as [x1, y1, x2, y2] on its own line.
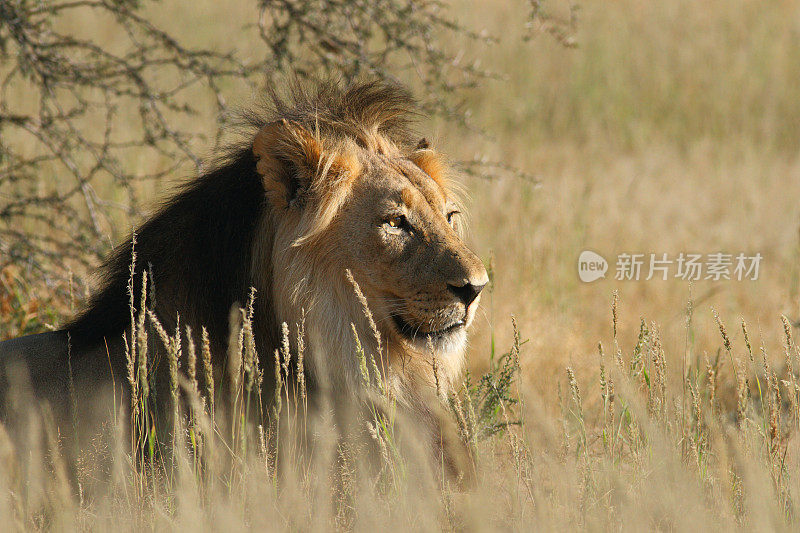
[391, 313, 466, 340]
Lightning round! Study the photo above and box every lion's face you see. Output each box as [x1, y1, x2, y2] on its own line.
[339, 151, 488, 357]
[254, 117, 487, 387]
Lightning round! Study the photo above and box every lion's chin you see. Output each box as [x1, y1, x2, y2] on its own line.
[390, 314, 469, 354]
[410, 327, 468, 355]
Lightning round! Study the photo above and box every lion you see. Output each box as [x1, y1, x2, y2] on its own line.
[0, 79, 488, 479]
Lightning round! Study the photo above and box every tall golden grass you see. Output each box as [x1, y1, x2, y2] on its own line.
[3, 286, 800, 530]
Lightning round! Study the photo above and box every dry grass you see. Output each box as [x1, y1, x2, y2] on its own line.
[3, 0, 800, 530]
[3, 290, 800, 530]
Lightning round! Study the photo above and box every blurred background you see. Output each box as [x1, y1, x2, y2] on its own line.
[2, 0, 800, 408]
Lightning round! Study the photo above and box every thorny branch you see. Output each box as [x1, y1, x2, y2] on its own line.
[0, 0, 564, 298]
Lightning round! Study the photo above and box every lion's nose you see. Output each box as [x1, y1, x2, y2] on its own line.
[447, 279, 487, 307]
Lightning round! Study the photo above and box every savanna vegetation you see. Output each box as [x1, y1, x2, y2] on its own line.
[2, 0, 800, 530]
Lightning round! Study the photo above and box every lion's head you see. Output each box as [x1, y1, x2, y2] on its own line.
[250, 81, 488, 397]
[52, 79, 486, 417]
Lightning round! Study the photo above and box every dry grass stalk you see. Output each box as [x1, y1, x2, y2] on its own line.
[705, 353, 717, 416]
[227, 307, 244, 416]
[123, 330, 138, 432]
[558, 381, 570, 459]
[351, 324, 370, 387]
[735, 358, 747, 430]
[296, 310, 306, 405]
[612, 290, 624, 369]
[345, 269, 382, 358]
[741, 319, 754, 364]
[712, 308, 732, 354]
[780, 315, 800, 428]
[146, 310, 181, 408]
[429, 336, 442, 399]
[200, 327, 214, 420]
[242, 291, 257, 381]
[598, 342, 614, 452]
[766, 360, 781, 456]
[649, 324, 666, 421]
[185, 325, 198, 395]
[272, 348, 283, 418]
[280, 322, 290, 392]
[136, 272, 149, 404]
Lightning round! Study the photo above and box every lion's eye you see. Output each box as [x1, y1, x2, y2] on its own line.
[446, 210, 460, 226]
[384, 214, 408, 233]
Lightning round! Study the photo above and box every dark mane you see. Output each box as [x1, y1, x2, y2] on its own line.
[65, 148, 266, 353]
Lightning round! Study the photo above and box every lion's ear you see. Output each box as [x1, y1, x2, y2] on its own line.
[409, 144, 446, 188]
[253, 119, 322, 209]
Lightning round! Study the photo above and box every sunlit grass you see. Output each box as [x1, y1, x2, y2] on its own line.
[4, 0, 800, 529]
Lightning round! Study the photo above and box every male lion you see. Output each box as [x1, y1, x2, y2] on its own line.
[0, 80, 488, 477]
